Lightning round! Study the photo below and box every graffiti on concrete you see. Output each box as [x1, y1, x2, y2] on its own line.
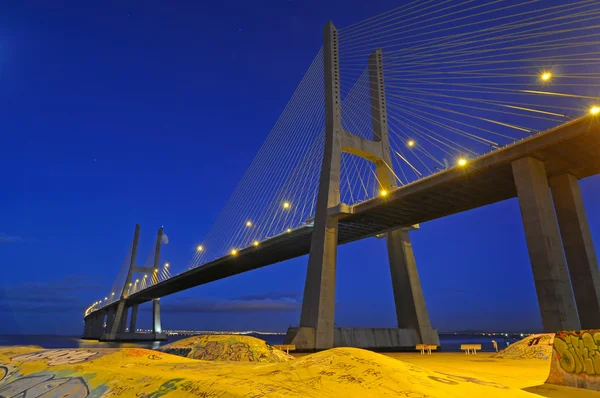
[553, 330, 600, 375]
[493, 333, 554, 360]
[0, 373, 89, 397]
[160, 348, 192, 358]
[11, 350, 100, 366]
[156, 335, 293, 362]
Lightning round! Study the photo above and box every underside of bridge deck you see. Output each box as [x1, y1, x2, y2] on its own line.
[87, 116, 600, 328]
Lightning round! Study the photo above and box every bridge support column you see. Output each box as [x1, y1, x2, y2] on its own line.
[550, 173, 600, 328]
[129, 304, 139, 333]
[387, 229, 438, 345]
[367, 48, 437, 346]
[512, 157, 580, 331]
[92, 312, 105, 339]
[153, 299, 162, 333]
[294, 21, 342, 351]
[105, 306, 116, 335]
[83, 318, 92, 338]
[118, 306, 128, 333]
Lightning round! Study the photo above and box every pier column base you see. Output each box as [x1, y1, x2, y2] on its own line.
[550, 173, 600, 328]
[284, 327, 433, 352]
[512, 157, 580, 331]
[387, 228, 439, 345]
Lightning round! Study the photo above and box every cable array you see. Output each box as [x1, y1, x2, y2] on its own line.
[338, 0, 600, 196]
[87, 0, 600, 308]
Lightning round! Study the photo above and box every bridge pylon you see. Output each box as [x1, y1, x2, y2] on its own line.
[284, 21, 439, 351]
[86, 224, 166, 342]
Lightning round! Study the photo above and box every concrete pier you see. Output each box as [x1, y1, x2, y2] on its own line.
[550, 173, 600, 328]
[129, 304, 139, 333]
[286, 24, 438, 351]
[512, 157, 580, 331]
[387, 229, 439, 345]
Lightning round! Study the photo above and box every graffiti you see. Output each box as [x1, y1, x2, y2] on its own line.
[493, 333, 554, 360]
[159, 348, 192, 358]
[553, 330, 600, 375]
[156, 335, 293, 363]
[0, 373, 89, 397]
[145, 378, 184, 398]
[546, 329, 600, 391]
[12, 350, 100, 366]
[431, 371, 508, 389]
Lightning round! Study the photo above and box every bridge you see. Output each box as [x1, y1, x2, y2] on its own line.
[83, 1, 600, 350]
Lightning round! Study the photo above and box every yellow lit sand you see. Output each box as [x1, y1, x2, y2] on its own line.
[382, 352, 600, 397]
[2, 334, 600, 397]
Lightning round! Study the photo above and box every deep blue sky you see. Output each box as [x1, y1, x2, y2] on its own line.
[1, 1, 599, 336]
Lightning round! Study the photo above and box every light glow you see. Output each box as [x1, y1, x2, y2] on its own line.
[253, 241, 260, 247]
[541, 72, 552, 82]
[458, 158, 467, 166]
[287, 228, 292, 233]
[197, 245, 204, 251]
[246, 221, 252, 227]
[380, 190, 388, 197]
[165, 263, 169, 267]
[407, 140, 415, 147]
[283, 202, 291, 209]
[231, 249, 238, 256]
[590, 106, 600, 115]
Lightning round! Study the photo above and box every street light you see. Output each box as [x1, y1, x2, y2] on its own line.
[541, 72, 552, 82]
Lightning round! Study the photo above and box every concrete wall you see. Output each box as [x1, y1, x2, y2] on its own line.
[285, 327, 426, 351]
[546, 329, 600, 391]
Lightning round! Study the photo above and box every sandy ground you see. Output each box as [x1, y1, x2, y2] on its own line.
[292, 351, 600, 397]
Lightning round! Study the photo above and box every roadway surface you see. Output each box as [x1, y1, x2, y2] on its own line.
[87, 116, 600, 319]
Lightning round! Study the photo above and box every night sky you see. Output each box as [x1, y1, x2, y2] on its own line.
[1, 0, 599, 336]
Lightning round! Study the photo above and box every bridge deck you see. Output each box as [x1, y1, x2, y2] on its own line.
[87, 116, 600, 317]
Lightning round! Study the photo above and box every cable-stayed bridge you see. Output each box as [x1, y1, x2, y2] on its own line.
[83, 1, 600, 350]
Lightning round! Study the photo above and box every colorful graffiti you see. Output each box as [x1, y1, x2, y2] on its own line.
[156, 335, 294, 362]
[0, 373, 89, 397]
[0, 339, 533, 397]
[547, 329, 600, 392]
[493, 333, 554, 360]
[11, 349, 102, 366]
